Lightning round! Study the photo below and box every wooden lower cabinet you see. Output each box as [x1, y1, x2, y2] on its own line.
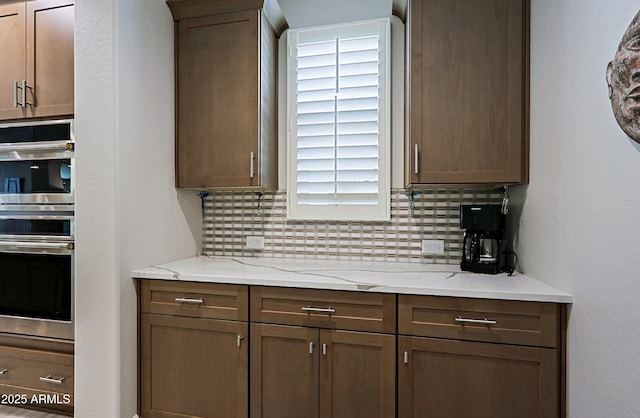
[138, 281, 566, 418]
[250, 323, 395, 418]
[141, 313, 248, 418]
[320, 328, 396, 418]
[250, 323, 317, 418]
[398, 336, 558, 418]
[0, 338, 74, 416]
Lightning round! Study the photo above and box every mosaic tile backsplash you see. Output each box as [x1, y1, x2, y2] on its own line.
[202, 188, 502, 264]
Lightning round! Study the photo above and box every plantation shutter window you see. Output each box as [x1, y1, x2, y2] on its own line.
[287, 19, 390, 221]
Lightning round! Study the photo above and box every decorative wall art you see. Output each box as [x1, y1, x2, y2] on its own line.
[607, 10, 640, 144]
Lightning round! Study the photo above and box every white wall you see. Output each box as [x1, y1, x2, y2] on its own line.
[74, 0, 119, 415]
[115, 0, 201, 416]
[512, 0, 640, 416]
[75, 0, 200, 416]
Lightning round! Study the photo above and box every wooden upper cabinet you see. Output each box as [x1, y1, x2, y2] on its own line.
[406, 0, 529, 185]
[0, 0, 74, 122]
[168, 0, 282, 190]
[0, 3, 26, 120]
[26, 0, 75, 119]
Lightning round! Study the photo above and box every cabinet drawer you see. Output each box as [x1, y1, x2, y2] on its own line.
[399, 295, 558, 348]
[141, 279, 248, 321]
[0, 345, 74, 408]
[251, 286, 396, 333]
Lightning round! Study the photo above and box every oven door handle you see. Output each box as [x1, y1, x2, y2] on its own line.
[0, 141, 74, 154]
[0, 241, 74, 254]
[0, 215, 73, 221]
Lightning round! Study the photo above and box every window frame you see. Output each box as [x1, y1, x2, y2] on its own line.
[286, 18, 391, 221]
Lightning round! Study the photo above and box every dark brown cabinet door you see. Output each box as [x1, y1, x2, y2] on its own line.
[398, 335, 558, 418]
[319, 330, 395, 418]
[141, 313, 248, 418]
[26, 0, 74, 119]
[176, 10, 260, 189]
[250, 324, 396, 418]
[0, 0, 73, 122]
[407, 0, 528, 185]
[250, 323, 319, 418]
[0, 3, 27, 120]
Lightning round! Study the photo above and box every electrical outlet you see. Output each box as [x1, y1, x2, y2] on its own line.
[421, 239, 444, 255]
[245, 236, 265, 250]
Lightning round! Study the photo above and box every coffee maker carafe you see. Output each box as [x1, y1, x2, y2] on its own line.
[460, 204, 505, 274]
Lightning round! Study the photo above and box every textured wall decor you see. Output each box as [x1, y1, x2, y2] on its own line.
[202, 188, 502, 264]
[607, 10, 640, 143]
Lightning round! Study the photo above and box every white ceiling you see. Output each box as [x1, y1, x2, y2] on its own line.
[277, 0, 407, 28]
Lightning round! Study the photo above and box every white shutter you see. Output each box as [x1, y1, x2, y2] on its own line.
[288, 19, 390, 220]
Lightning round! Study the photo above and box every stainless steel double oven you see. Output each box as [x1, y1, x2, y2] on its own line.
[0, 119, 74, 341]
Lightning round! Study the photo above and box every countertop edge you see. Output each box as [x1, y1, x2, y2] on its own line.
[131, 257, 573, 304]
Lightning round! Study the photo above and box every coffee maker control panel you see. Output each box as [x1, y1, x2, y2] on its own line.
[460, 205, 505, 232]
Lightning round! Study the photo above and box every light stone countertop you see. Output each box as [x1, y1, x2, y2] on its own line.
[131, 255, 573, 304]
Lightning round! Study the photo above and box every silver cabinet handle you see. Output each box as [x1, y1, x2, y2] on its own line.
[14, 80, 32, 108]
[174, 297, 204, 305]
[414, 144, 419, 174]
[250, 152, 255, 178]
[0, 369, 7, 375]
[14, 81, 24, 108]
[322, 343, 327, 356]
[309, 342, 314, 354]
[22, 80, 27, 107]
[13, 81, 18, 108]
[22, 80, 32, 107]
[403, 351, 409, 364]
[237, 335, 244, 347]
[301, 306, 335, 314]
[39, 375, 65, 385]
[455, 316, 497, 325]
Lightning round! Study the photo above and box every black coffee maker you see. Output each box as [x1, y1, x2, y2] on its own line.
[460, 204, 505, 274]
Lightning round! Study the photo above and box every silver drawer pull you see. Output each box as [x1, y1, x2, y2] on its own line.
[0, 369, 7, 375]
[237, 335, 244, 347]
[174, 297, 204, 305]
[455, 316, 497, 325]
[309, 342, 314, 354]
[39, 375, 65, 385]
[301, 306, 335, 314]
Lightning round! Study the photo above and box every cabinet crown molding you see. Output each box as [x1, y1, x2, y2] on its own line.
[167, 0, 286, 31]
[167, 0, 263, 20]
